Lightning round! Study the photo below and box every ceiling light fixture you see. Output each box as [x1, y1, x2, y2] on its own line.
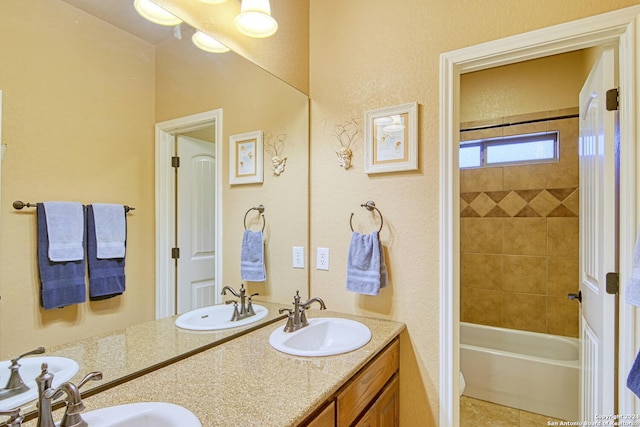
[196, 0, 227, 3]
[235, 0, 278, 38]
[133, 0, 183, 26]
[192, 31, 230, 53]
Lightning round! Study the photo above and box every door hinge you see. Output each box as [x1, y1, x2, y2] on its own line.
[171, 247, 180, 259]
[171, 156, 180, 168]
[606, 272, 619, 294]
[606, 88, 619, 111]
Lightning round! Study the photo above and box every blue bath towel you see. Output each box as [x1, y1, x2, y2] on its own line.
[240, 230, 266, 282]
[37, 204, 87, 309]
[627, 347, 640, 398]
[87, 205, 126, 300]
[346, 231, 388, 295]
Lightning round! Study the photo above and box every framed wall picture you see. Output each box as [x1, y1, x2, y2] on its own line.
[229, 130, 263, 184]
[364, 102, 418, 174]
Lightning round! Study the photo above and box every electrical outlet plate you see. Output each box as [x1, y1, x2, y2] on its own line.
[293, 246, 304, 268]
[317, 247, 329, 270]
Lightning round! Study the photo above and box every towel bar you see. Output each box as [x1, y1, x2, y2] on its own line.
[350, 201, 384, 233]
[13, 201, 135, 213]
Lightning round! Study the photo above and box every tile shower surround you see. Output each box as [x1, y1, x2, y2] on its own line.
[460, 110, 579, 338]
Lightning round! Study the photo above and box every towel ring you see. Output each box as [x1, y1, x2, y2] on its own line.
[244, 205, 266, 232]
[350, 201, 384, 233]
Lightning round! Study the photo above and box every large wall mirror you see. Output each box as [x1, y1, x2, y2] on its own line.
[0, 0, 308, 418]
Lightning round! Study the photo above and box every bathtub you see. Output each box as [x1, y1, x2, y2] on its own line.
[460, 322, 579, 421]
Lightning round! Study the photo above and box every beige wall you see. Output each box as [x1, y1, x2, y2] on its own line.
[308, 1, 640, 424]
[0, 0, 157, 358]
[460, 113, 580, 338]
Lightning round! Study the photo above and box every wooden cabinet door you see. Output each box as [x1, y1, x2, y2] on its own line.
[306, 402, 336, 427]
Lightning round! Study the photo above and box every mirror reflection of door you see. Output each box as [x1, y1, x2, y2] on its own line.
[176, 131, 217, 314]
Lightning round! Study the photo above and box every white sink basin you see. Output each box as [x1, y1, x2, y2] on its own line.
[0, 356, 79, 410]
[269, 317, 372, 357]
[175, 303, 268, 331]
[83, 402, 201, 427]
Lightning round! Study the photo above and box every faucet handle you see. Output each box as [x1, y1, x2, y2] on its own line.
[77, 371, 103, 389]
[12, 347, 45, 364]
[0, 408, 23, 427]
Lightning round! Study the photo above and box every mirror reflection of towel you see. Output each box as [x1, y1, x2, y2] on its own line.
[37, 204, 86, 309]
[346, 231, 388, 295]
[241, 230, 266, 282]
[87, 205, 126, 300]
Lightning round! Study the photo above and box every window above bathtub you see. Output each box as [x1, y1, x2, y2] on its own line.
[459, 131, 559, 169]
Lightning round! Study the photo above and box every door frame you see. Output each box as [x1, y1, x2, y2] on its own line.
[439, 7, 640, 426]
[155, 109, 223, 319]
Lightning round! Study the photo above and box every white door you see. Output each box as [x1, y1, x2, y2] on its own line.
[176, 135, 217, 314]
[578, 46, 617, 420]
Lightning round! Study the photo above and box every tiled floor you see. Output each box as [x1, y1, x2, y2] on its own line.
[460, 396, 566, 426]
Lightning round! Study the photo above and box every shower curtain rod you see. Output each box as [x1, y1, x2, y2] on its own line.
[460, 113, 579, 133]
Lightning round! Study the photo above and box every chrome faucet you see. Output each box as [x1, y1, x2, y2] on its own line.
[221, 284, 259, 321]
[37, 369, 102, 427]
[0, 347, 45, 400]
[279, 291, 326, 332]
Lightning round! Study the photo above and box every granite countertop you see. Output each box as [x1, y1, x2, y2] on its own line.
[23, 310, 405, 427]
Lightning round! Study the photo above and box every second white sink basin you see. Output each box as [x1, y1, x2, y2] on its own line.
[269, 317, 372, 357]
[175, 303, 268, 331]
[83, 402, 201, 427]
[0, 356, 79, 410]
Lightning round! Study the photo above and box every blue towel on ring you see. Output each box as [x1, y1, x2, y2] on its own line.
[87, 205, 126, 300]
[37, 204, 86, 309]
[240, 230, 266, 282]
[627, 347, 640, 397]
[346, 231, 388, 295]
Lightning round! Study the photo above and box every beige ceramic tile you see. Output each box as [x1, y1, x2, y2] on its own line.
[460, 126, 504, 142]
[503, 164, 547, 190]
[498, 192, 527, 217]
[547, 106, 579, 118]
[548, 257, 579, 297]
[506, 111, 549, 126]
[548, 217, 579, 257]
[461, 167, 504, 192]
[461, 287, 503, 326]
[547, 118, 579, 188]
[460, 117, 504, 131]
[502, 121, 547, 137]
[461, 218, 504, 254]
[503, 218, 547, 256]
[469, 192, 497, 217]
[501, 255, 547, 294]
[562, 189, 579, 216]
[547, 296, 579, 338]
[502, 293, 547, 333]
[461, 254, 503, 290]
[520, 410, 567, 426]
[460, 396, 520, 427]
[529, 190, 561, 217]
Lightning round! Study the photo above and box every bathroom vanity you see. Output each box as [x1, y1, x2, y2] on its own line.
[17, 310, 404, 427]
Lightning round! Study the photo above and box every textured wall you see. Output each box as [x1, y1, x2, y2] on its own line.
[308, 1, 640, 424]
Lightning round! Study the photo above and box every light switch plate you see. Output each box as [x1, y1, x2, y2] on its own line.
[293, 246, 304, 268]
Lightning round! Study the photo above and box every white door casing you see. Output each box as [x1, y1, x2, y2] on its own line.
[579, 46, 617, 420]
[155, 109, 223, 319]
[439, 7, 640, 426]
[176, 135, 217, 314]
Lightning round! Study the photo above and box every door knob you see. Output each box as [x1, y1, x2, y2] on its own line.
[567, 290, 582, 303]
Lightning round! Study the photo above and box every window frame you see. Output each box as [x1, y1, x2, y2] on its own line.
[459, 130, 560, 169]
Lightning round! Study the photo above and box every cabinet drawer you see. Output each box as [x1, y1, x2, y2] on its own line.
[336, 339, 399, 426]
[306, 401, 336, 427]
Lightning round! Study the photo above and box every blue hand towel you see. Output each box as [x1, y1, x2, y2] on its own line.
[87, 205, 126, 300]
[627, 347, 640, 397]
[626, 228, 640, 306]
[42, 201, 85, 262]
[91, 203, 126, 259]
[37, 204, 87, 310]
[346, 231, 388, 296]
[240, 230, 266, 282]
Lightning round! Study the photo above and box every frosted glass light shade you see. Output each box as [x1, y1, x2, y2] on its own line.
[134, 0, 182, 26]
[192, 31, 230, 53]
[235, 0, 278, 38]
